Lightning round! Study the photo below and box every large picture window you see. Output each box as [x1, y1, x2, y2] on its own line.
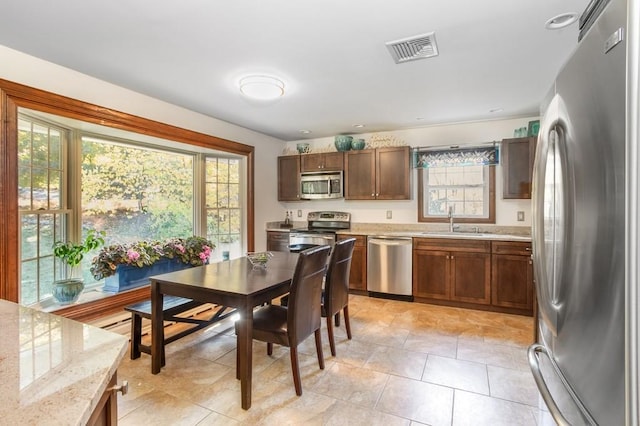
[18, 111, 247, 306]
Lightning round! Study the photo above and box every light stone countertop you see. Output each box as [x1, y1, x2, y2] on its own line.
[0, 299, 128, 425]
[266, 222, 531, 242]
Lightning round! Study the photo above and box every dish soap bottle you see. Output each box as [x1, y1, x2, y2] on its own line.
[284, 211, 291, 226]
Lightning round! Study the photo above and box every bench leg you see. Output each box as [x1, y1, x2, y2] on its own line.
[130, 313, 142, 360]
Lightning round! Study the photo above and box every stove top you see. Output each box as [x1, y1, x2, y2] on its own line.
[306, 211, 350, 231]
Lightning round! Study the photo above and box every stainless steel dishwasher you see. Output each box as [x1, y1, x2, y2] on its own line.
[367, 236, 413, 301]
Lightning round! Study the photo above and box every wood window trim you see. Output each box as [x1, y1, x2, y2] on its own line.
[0, 78, 255, 320]
[417, 166, 496, 224]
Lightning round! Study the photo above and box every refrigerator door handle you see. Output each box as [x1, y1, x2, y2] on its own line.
[528, 344, 597, 426]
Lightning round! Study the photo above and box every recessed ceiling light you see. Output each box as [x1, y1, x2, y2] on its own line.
[545, 12, 579, 30]
[416, 117, 425, 121]
[353, 124, 365, 128]
[239, 75, 285, 101]
[489, 107, 504, 113]
[299, 129, 311, 134]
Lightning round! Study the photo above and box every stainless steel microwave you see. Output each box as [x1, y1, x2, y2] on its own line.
[300, 171, 343, 199]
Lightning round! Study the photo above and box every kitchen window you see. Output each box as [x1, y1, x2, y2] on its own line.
[418, 165, 496, 223]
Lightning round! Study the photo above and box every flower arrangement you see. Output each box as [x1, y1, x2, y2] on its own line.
[91, 236, 214, 281]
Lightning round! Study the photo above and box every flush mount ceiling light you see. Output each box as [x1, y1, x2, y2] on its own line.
[353, 124, 365, 128]
[239, 75, 285, 101]
[545, 12, 579, 30]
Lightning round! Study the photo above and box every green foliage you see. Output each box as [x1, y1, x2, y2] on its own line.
[52, 229, 106, 270]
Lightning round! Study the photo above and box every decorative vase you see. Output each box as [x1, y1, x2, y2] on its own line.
[52, 278, 85, 305]
[351, 138, 366, 150]
[334, 135, 353, 152]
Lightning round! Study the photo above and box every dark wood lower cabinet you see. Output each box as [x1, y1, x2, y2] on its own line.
[266, 231, 290, 252]
[339, 234, 367, 294]
[413, 238, 491, 307]
[413, 238, 533, 316]
[491, 241, 534, 315]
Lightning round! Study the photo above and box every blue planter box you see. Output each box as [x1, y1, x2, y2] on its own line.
[103, 257, 193, 293]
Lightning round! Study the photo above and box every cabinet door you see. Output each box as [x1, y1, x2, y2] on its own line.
[322, 152, 344, 171]
[450, 252, 491, 304]
[300, 154, 324, 172]
[491, 253, 534, 311]
[344, 150, 376, 199]
[278, 156, 300, 201]
[340, 234, 367, 292]
[266, 231, 290, 252]
[413, 249, 449, 299]
[376, 146, 410, 200]
[502, 137, 536, 199]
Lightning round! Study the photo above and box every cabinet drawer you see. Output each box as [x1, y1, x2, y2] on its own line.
[491, 241, 532, 256]
[267, 231, 289, 243]
[414, 238, 490, 253]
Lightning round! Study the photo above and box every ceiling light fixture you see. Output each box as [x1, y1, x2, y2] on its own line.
[239, 75, 285, 101]
[489, 107, 504, 113]
[545, 12, 579, 30]
[299, 129, 312, 134]
[353, 124, 365, 128]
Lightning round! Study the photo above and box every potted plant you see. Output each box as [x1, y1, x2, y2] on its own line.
[91, 236, 214, 292]
[52, 229, 106, 305]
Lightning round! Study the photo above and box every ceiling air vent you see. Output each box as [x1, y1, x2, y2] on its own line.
[386, 32, 439, 64]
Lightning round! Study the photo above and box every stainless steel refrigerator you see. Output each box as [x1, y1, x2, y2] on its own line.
[528, 0, 639, 424]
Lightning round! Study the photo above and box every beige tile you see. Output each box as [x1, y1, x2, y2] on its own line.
[403, 330, 458, 358]
[376, 375, 454, 426]
[487, 365, 540, 406]
[118, 389, 212, 426]
[306, 362, 390, 407]
[457, 337, 529, 371]
[320, 400, 411, 425]
[259, 349, 334, 388]
[330, 337, 380, 368]
[452, 390, 537, 426]
[422, 355, 489, 395]
[364, 345, 427, 379]
[196, 411, 239, 425]
[355, 322, 410, 347]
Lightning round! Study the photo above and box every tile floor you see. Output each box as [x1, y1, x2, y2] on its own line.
[115, 295, 555, 425]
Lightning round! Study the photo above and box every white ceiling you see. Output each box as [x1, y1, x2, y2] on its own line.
[0, 0, 588, 141]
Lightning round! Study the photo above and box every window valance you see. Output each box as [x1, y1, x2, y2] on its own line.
[413, 144, 499, 168]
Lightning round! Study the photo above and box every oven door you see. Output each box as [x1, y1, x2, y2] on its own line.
[289, 232, 335, 253]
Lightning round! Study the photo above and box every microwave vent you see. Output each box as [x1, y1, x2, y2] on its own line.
[386, 32, 439, 64]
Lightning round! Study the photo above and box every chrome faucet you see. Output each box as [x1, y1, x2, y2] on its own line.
[448, 206, 454, 232]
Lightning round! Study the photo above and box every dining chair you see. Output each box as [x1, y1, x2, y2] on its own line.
[322, 237, 356, 356]
[239, 244, 331, 396]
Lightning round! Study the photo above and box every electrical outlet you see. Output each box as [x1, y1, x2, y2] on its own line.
[297, 210, 302, 218]
[386, 210, 392, 219]
[517, 211, 525, 221]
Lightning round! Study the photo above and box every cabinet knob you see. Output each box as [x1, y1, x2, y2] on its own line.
[108, 380, 129, 396]
[371, 193, 375, 197]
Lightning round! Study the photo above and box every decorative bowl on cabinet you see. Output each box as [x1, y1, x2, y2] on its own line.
[334, 135, 353, 151]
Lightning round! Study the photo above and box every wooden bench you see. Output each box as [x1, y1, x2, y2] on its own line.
[125, 296, 236, 363]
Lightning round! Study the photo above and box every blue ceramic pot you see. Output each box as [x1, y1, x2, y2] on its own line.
[52, 279, 85, 305]
[351, 138, 366, 150]
[334, 135, 353, 152]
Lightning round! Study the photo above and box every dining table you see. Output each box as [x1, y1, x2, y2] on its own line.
[149, 251, 299, 410]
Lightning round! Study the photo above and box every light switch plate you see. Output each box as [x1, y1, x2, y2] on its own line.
[386, 210, 392, 219]
[297, 210, 302, 217]
[517, 211, 525, 221]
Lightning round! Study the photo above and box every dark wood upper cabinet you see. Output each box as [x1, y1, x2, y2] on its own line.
[300, 152, 343, 172]
[345, 146, 410, 200]
[501, 137, 536, 199]
[277, 155, 300, 201]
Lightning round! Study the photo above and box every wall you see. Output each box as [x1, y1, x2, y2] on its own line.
[0, 45, 285, 251]
[281, 117, 536, 228]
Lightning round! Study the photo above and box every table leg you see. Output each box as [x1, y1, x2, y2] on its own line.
[237, 305, 253, 410]
[151, 282, 163, 374]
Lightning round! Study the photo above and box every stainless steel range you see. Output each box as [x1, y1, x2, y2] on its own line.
[289, 211, 351, 253]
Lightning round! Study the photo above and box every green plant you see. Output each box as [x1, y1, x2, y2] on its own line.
[90, 236, 215, 281]
[52, 229, 106, 278]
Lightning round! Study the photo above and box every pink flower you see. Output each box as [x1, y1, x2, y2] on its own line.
[199, 252, 208, 261]
[127, 249, 140, 262]
[175, 244, 185, 253]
